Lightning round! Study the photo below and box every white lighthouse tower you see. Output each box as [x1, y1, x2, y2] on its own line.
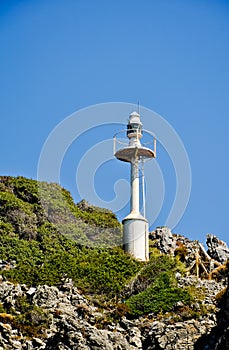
[114, 112, 156, 261]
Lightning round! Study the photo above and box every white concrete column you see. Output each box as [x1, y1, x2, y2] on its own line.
[131, 158, 139, 214]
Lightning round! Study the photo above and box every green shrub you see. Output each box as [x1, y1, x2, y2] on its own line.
[0, 294, 51, 339]
[12, 303, 50, 338]
[0, 303, 6, 313]
[0, 175, 139, 296]
[0, 225, 140, 297]
[126, 272, 192, 317]
[0, 219, 14, 235]
[122, 253, 186, 299]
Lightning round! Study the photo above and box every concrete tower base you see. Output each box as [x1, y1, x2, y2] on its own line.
[122, 213, 149, 261]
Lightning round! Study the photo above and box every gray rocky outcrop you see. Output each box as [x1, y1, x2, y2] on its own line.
[150, 227, 177, 255]
[150, 227, 199, 266]
[151, 228, 229, 280]
[142, 317, 217, 350]
[0, 275, 227, 350]
[206, 234, 229, 264]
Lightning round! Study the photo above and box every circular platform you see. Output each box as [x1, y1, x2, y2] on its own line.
[115, 146, 155, 162]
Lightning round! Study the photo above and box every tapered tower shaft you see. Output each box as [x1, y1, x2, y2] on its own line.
[131, 158, 139, 214]
[114, 111, 156, 261]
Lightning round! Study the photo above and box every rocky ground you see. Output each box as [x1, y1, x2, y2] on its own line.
[0, 228, 228, 350]
[0, 276, 226, 350]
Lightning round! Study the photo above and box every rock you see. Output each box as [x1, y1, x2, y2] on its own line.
[175, 272, 182, 280]
[0, 260, 16, 271]
[143, 318, 218, 350]
[127, 327, 142, 348]
[32, 285, 60, 308]
[0, 277, 226, 350]
[32, 338, 45, 347]
[26, 287, 36, 296]
[0, 282, 23, 309]
[151, 227, 177, 255]
[77, 199, 91, 211]
[206, 234, 229, 264]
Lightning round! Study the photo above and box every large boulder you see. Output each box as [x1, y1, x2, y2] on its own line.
[206, 234, 229, 264]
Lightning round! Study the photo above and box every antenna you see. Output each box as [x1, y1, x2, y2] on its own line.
[141, 159, 146, 218]
[138, 100, 140, 115]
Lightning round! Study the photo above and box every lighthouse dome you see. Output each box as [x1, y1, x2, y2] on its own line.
[127, 112, 142, 138]
[129, 111, 142, 125]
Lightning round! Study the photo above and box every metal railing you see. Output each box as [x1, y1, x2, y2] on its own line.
[113, 129, 156, 158]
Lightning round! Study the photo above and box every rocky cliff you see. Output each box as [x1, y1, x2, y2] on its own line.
[0, 176, 228, 349]
[0, 273, 227, 350]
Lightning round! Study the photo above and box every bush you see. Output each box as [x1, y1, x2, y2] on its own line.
[122, 253, 186, 298]
[0, 226, 140, 298]
[126, 272, 192, 317]
[12, 304, 50, 338]
[0, 176, 132, 296]
[0, 295, 51, 339]
[174, 242, 188, 261]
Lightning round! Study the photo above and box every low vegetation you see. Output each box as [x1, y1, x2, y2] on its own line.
[125, 272, 192, 316]
[0, 224, 140, 296]
[0, 296, 50, 339]
[0, 176, 208, 326]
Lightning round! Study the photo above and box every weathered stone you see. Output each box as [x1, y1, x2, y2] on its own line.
[33, 285, 60, 308]
[151, 227, 177, 255]
[127, 327, 142, 348]
[206, 234, 229, 264]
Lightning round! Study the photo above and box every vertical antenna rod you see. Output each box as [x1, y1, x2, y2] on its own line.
[141, 159, 146, 218]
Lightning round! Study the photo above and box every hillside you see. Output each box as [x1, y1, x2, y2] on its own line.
[0, 176, 228, 349]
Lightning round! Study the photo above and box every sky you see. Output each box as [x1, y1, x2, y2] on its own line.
[0, 0, 228, 245]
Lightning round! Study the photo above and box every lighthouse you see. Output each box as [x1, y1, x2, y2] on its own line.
[113, 112, 156, 261]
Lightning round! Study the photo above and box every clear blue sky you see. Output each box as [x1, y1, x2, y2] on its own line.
[0, 0, 228, 245]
